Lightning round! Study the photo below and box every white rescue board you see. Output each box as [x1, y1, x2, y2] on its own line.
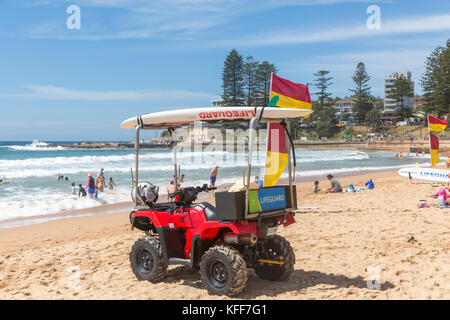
[398, 167, 449, 183]
[120, 106, 312, 129]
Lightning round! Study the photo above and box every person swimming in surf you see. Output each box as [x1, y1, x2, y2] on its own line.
[107, 177, 116, 190]
[78, 184, 87, 197]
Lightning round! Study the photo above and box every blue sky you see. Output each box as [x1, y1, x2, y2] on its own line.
[0, 0, 449, 140]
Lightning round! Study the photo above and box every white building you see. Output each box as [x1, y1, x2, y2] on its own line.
[384, 72, 414, 113]
[333, 98, 355, 122]
[210, 100, 224, 107]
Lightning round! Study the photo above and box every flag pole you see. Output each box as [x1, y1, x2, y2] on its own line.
[263, 73, 274, 186]
[428, 114, 433, 167]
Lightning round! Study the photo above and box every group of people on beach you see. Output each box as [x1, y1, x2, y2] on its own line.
[61, 169, 116, 199]
[312, 174, 343, 194]
[165, 165, 220, 202]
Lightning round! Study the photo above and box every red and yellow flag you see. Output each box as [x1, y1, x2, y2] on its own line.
[430, 132, 440, 166]
[264, 74, 311, 186]
[264, 123, 288, 187]
[270, 74, 312, 111]
[428, 115, 448, 132]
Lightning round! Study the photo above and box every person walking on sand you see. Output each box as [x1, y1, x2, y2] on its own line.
[209, 166, 219, 189]
[325, 174, 342, 193]
[107, 177, 116, 190]
[167, 181, 176, 202]
[86, 173, 96, 199]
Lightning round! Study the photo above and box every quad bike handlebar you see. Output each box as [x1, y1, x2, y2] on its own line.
[169, 184, 217, 205]
[168, 183, 216, 198]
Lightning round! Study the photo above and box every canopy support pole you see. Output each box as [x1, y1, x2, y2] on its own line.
[134, 125, 143, 206]
[245, 117, 258, 217]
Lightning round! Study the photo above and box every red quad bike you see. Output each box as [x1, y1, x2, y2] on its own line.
[120, 106, 312, 296]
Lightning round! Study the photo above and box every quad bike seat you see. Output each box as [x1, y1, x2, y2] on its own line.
[194, 202, 218, 221]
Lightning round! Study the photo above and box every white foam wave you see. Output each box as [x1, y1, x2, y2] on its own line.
[0, 150, 373, 179]
[0, 188, 131, 222]
[8, 140, 65, 151]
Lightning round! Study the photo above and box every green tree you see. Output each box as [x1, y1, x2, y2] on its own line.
[420, 39, 450, 117]
[387, 75, 414, 121]
[312, 71, 339, 138]
[365, 106, 382, 131]
[221, 49, 245, 106]
[255, 61, 278, 106]
[349, 62, 372, 124]
[313, 70, 333, 107]
[243, 56, 259, 106]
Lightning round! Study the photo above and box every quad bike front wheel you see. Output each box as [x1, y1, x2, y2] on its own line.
[254, 235, 295, 281]
[130, 236, 167, 282]
[200, 245, 248, 296]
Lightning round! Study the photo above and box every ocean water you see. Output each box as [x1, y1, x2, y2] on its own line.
[0, 140, 431, 223]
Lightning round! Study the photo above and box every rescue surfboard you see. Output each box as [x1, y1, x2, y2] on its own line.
[120, 106, 312, 129]
[398, 167, 449, 183]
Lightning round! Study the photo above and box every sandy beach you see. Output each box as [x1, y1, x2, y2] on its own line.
[1, 169, 449, 300]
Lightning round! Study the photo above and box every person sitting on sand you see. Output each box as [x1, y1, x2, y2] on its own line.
[325, 174, 342, 193]
[78, 184, 87, 197]
[437, 188, 449, 207]
[107, 177, 116, 190]
[312, 180, 320, 194]
[255, 175, 264, 188]
[167, 181, 176, 202]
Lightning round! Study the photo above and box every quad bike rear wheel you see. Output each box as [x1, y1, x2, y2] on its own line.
[130, 236, 167, 282]
[200, 245, 248, 296]
[254, 235, 295, 281]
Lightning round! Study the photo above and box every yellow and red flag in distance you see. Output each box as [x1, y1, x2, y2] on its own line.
[428, 115, 447, 166]
[430, 132, 441, 166]
[264, 122, 288, 187]
[428, 115, 448, 132]
[270, 73, 312, 116]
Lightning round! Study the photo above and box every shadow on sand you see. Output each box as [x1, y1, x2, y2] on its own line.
[161, 266, 395, 298]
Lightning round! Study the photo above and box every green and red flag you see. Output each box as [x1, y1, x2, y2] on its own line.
[269, 73, 312, 112]
[264, 74, 311, 187]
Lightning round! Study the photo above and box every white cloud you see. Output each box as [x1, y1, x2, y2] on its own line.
[17, 0, 393, 40]
[213, 14, 450, 47]
[3, 85, 219, 101]
[279, 48, 433, 96]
